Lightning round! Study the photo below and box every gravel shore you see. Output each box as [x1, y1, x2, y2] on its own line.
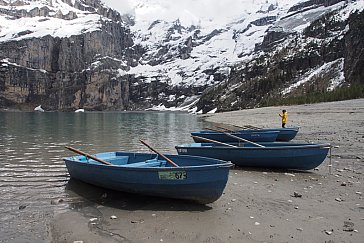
[50, 99, 364, 242]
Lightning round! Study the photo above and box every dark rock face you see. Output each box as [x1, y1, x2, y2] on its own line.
[0, 19, 135, 110]
[258, 27, 292, 51]
[288, 0, 345, 13]
[344, 11, 364, 85]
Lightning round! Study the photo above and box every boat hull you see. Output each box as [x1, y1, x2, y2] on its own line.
[64, 152, 232, 204]
[175, 142, 330, 171]
[191, 131, 279, 143]
[236, 127, 299, 141]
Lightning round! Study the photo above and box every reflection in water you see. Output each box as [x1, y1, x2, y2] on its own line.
[0, 111, 208, 242]
[66, 179, 212, 212]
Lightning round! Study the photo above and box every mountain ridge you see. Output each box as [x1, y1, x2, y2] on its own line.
[0, 0, 363, 112]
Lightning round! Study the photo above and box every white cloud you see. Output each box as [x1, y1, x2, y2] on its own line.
[102, 0, 133, 14]
[101, 0, 290, 26]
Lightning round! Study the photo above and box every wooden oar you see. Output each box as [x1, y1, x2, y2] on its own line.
[205, 128, 265, 148]
[232, 124, 261, 130]
[231, 124, 249, 130]
[139, 140, 179, 167]
[65, 146, 112, 165]
[215, 125, 236, 133]
[246, 125, 262, 130]
[191, 135, 237, 147]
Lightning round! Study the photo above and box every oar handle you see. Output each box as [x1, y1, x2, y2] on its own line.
[139, 140, 179, 167]
[220, 131, 265, 148]
[215, 125, 236, 133]
[232, 124, 261, 130]
[65, 146, 112, 165]
[205, 127, 265, 147]
[191, 135, 237, 147]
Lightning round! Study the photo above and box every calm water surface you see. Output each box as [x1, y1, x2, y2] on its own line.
[0, 111, 209, 242]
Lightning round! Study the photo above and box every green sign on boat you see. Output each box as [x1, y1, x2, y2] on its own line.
[158, 171, 187, 180]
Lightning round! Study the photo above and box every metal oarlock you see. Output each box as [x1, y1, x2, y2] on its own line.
[328, 145, 332, 175]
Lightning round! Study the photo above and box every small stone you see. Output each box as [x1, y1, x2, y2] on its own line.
[89, 218, 98, 222]
[288, 200, 293, 203]
[297, 228, 303, 231]
[335, 198, 342, 202]
[152, 214, 156, 217]
[341, 182, 347, 186]
[249, 216, 254, 219]
[254, 222, 260, 226]
[285, 173, 295, 177]
[110, 215, 117, 219]
[294, 206, 299, 209]
[231, 199, 237, 202]
[51, 198, 64, 205]
[293, 192, 302, 198]
[353, 229, 358, 233]
[253, 181, 258, 184]
[131, 219, 144, 224]
[356, 192, 362, 195]
[325, 230, 333, 235]
[343, 221, 354, 232]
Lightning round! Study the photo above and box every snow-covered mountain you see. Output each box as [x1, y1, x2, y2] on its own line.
[0, 0, 363, 112]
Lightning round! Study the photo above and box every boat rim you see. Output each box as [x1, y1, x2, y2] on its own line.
[63, 153, 233, 170]
[175, 143, 331, 150]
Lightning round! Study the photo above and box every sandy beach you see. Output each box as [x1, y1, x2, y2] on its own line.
[50, 99, 364, 243]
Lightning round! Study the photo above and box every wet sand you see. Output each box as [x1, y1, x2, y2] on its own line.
[50, 99, 364, 242]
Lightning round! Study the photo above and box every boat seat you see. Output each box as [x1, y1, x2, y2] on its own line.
[77, 156, 130, 165]
[108, 156, 129, 165]
[122, 159, 166, 168]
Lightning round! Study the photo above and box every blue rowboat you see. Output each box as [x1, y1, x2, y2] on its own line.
[236, 127, 300, 141]
[191, 130, 279, 143]
[175, 142, 331, 171]
[64, 152, 232, 204]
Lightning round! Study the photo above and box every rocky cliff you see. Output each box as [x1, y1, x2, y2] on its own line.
[0, 0, 363, 112]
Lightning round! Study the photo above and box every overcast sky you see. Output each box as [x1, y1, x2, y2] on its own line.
[101, 0, 285, 26]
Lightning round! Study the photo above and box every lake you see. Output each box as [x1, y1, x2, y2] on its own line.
[0, 111, 209, 242]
